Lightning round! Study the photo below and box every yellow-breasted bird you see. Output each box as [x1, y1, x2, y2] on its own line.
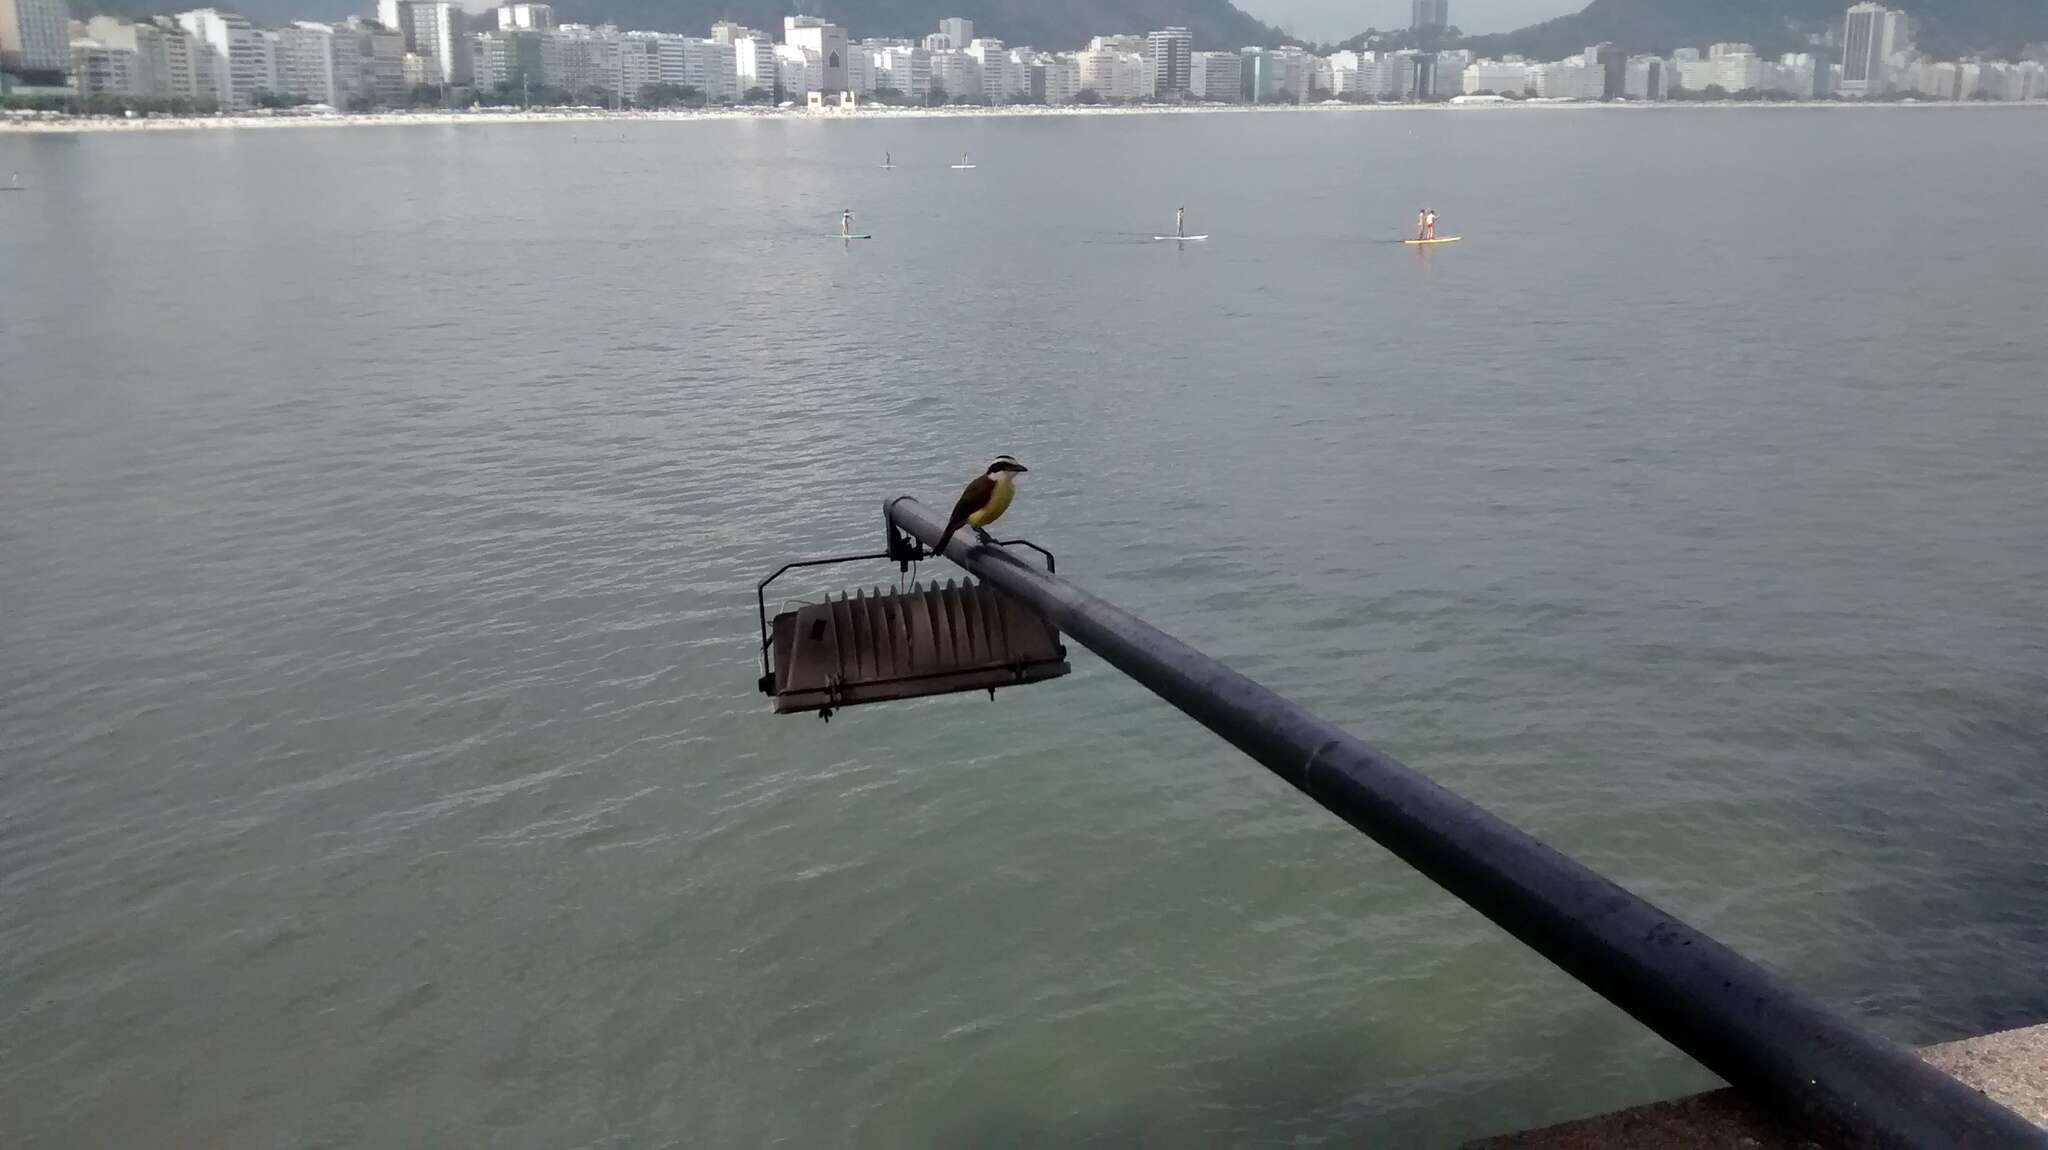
[933, 456, 1028, 556]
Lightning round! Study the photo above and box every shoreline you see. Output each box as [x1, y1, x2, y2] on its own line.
[4, 98, 2042, 134]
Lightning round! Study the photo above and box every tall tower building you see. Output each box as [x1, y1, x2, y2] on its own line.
[783, 15, 846, 94]
[1147, 26, 1190, 96]
[1410, 0, 1449, 34]
[0, 0, 69, 77]
[401, 1, 471, 85]
[1841, 3, 1889, 96]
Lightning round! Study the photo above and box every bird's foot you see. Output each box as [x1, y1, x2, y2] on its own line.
[973, 526, 994, 545]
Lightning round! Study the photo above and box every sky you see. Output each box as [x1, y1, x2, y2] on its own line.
[1237, 0, 1582, 42]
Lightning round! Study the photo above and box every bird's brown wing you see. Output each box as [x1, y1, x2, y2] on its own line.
[935, 474, 996, 552]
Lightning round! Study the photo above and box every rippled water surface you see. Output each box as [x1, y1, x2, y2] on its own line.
[4, 108, 2047, 1145]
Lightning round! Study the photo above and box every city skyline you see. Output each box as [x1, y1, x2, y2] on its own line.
[14, 1, 2048, 112]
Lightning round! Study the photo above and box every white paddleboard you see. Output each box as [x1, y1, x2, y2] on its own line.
[950, 164, 976, 170]
[837, 234, 874, 240]
[1153, 235, 1210, 241]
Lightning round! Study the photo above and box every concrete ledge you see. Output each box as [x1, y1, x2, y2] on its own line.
[1471, 1023, 2048, 1148]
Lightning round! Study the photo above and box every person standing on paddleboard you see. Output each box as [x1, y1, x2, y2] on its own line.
[1176, 206, 1186, 238]
[1424, 208, 1437, 240]
[1416, 208, 1428, 240]
[842, 208, 853, 237]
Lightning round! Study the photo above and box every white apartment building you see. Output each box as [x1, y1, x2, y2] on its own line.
[1325, 49, 1359, 94]
[176, 8, 275, 107]
[1462, 58, 1529, 95]
[617, 33, 657, 97]
[1270, 45, 1314, 100]
[783, 16, 845, 93]
[1041, 53, 1079, 103]
[872, 44, 929, 98]
[2015, 60, 2048, 100]
[1622, 54, 1663, 99]
[731, 33, 773, 96]
[774, 42, 817, 96]
[929, 48, 977, 100]
[70, 38, 135, 96]
[82, 16, 203, 100]
[273, 22, 338, 104]
[1532, 58, 1601, 98]
[1433, 50, 1465, 95]
[401, 1, 470, 86]
[1352, 50, 1416, 98]
[495, 3, 552, 31]
[1710, 48, 1763, 92]
[543, 24, 619, 99]
[333, 17, 405, 105]
[1189, 50, 1240, 100]
[1916, 58, 1959, 98]
[684, 37, 736, 100]
[965, 38, 1013, 102]
[1077, 45, 1147, 99]
[1311, 55, 1335, 96]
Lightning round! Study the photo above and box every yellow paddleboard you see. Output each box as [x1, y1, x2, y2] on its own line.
[1403, 236, 1462, 245]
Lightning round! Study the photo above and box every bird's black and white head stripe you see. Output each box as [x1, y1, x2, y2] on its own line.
[987, 456, 1028, 474]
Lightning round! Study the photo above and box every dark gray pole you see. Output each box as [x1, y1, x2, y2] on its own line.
[885, 496, 2043, 1148]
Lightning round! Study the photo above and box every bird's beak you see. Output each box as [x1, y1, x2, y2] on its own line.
[1016, 465, 1029, 473]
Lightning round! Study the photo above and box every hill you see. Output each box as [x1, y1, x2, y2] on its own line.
[1459, 0, 2048, 62]
[69, 0, 1290, 50]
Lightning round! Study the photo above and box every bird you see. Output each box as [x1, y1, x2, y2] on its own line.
[933, 456, 1028, 556]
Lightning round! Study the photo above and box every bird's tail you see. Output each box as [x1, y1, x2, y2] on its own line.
[931, 526, 958, 557]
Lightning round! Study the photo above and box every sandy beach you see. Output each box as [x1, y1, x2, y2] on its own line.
[5, 97, 2039, 133]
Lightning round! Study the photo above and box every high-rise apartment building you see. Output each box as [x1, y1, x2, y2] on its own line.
[69, 39, 135, 96]
[1410, 0, 1449, 34]
[1840, 3, 1901, 95]
[81, 17, 202, 99]
[401, 1, 471, 86]
[332, 17, 404, 105]
[495, 4, 553, 31]
[1, 0, 69, 76]
[783, 16, 845, 94]
[273, 21, 339, 104]
[176, 8, 276, 107]
[937, 18, 972, 51]
[1147, 26, 1190, 96]
[873, 44, 929, 99]
[1190, 50, 1241, 101]
[965, 37, 1007, 102]
[731, 33, 773, 96]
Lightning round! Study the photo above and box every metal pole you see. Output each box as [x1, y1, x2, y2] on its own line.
[884, 495, 2044, 1148]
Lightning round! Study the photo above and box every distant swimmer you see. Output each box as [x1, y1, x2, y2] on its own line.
[1176, 205, 1186, 238]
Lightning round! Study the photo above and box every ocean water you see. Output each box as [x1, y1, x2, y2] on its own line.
[3, 107, 2046, 1146]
